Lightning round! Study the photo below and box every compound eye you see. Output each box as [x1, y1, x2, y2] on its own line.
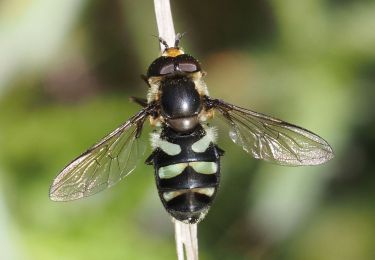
[147, 57, 174, 77]
[178, 62, 198, 73]
[159, 63, 175, 75]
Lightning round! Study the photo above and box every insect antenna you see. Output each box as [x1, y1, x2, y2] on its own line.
[152, 34, 170, 49]
[174, 32, 186, 47]
[159, 36, 169, 49]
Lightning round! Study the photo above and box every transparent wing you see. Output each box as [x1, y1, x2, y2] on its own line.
[49, 108, 149, 201]
[208, 98, 334, 166]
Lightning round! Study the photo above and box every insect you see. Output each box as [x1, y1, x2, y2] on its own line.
[49, 34, 334, 224]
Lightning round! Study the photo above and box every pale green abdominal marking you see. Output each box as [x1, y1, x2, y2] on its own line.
[191, 127, 217, 153]
[151, 132, 181, 156]
[159, 163, 188, 179]
[159, 140, 181, 155]
[163, 187, 216, 202]
[194, 187, 215, 197]
[189, 161, 217, 174]
[163, 190, 186, 202]
[191, 135, 211, 153]
[158, 161, 217, 179]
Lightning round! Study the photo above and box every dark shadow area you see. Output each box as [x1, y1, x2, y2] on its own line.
[174, 0, 277, 54]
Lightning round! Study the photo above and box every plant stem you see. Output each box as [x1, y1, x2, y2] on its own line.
[153, 0, 176, 51]
[153, 1, 199, 259]
[174, 219, 199, 260]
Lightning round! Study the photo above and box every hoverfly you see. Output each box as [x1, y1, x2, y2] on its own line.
[50, 34, 334, 224]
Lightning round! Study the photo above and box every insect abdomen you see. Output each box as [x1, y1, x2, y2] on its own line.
[146, 125, 223, 223]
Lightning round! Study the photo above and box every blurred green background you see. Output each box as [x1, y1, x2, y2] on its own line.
[0, 0, 374, 259]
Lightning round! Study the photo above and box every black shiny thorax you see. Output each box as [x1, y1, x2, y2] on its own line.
[159, 76, 201, 119]
[146, 52, 204, 133]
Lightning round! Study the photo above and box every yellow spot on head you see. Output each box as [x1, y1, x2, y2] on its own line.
[163, 47, 184, 57]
